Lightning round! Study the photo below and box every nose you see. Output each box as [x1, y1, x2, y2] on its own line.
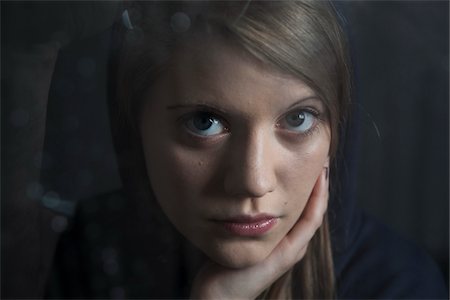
[223, 129, 277, 198]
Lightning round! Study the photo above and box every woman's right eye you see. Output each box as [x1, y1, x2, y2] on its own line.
[184, 112, 227, 137]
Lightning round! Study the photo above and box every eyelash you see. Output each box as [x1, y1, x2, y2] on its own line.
[178, 107, 324, 139]
[178, 110, 229, 138]
[277, 108, 323, 137]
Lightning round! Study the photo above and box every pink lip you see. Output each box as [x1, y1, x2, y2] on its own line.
[217, 214, 278, 237]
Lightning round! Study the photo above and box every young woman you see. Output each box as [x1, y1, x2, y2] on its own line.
[4, 1, 447, 299]
[111, 1, 349, 298]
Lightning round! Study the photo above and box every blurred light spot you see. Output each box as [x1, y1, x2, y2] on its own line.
[51, 215, 68, 233]
[102, 247, 119, 275]
[122, 9, 134, 30]
[41, 190, 76, 215]
[10, 109, 29, 127]
[42, 191, 61, 209]
[26, 182, 44, 199]
[59, 200, 76, 216]
[102, 247, 117, 261]
[103, 260, 119, 275]
[77, 57, 96, 78]
[170, 12, 191, 33]
[110, 286, 125, 299]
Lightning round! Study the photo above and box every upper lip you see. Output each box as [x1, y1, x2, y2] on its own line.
[216, 214, 278, 223]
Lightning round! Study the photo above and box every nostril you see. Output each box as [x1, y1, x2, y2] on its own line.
[223, 165, 276, 198]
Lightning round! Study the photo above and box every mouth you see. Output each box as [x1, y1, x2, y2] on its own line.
[214, 214, 279, 237]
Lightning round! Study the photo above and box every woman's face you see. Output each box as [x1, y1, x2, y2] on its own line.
[140, 38, 331, 269]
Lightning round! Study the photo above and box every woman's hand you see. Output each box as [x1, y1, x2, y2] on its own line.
[190, 167, 329, 300]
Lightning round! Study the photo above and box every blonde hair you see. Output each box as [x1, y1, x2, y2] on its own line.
[114, 1, 351, 298]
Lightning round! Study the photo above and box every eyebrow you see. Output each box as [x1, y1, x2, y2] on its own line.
[285, 96, 322, 110]
[166, 103, 229, 114]
[166, 96, 322, 112]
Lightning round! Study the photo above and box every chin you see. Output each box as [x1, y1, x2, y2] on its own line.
[213, 254, 263, 269]
[203, 239, 275, 269]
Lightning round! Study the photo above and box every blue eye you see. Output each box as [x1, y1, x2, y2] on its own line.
[185, 112, 226, 136]
[281, 110, 317, 133]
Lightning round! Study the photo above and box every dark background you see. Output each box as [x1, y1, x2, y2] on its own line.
[3, 0, 449, 297]
[340, 1, 449, 283]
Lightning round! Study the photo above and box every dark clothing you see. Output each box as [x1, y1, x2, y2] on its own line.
[334, 210, 448, 299]
[46, 190, 448, 299]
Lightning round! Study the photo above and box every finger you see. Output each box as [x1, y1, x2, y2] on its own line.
[285, 166, 329, 250]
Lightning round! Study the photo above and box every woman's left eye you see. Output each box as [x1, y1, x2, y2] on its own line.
[279, 110, 318, 133]
[184, 112, 226, 136]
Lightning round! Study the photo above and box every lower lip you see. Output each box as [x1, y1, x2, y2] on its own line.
[221, 218, 278, 237]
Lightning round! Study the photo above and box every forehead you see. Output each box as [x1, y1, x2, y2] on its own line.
[163, 36, 318, 111]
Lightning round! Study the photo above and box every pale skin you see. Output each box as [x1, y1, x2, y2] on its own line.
[140, 37, 331, 299]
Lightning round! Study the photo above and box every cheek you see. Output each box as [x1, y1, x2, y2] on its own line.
[278, 135, 329, 217]
[142, 134, 215, 216]
[283, 143, 328, 187]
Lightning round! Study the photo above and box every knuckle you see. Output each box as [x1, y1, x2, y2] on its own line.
[311, 219, 321, 232]
[299, 244, 308, 258]
[308, 211, 324, 230]
[312, 215, 324, 232]
[294, 244, 309, 263]
[280, 251, 296, 270]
